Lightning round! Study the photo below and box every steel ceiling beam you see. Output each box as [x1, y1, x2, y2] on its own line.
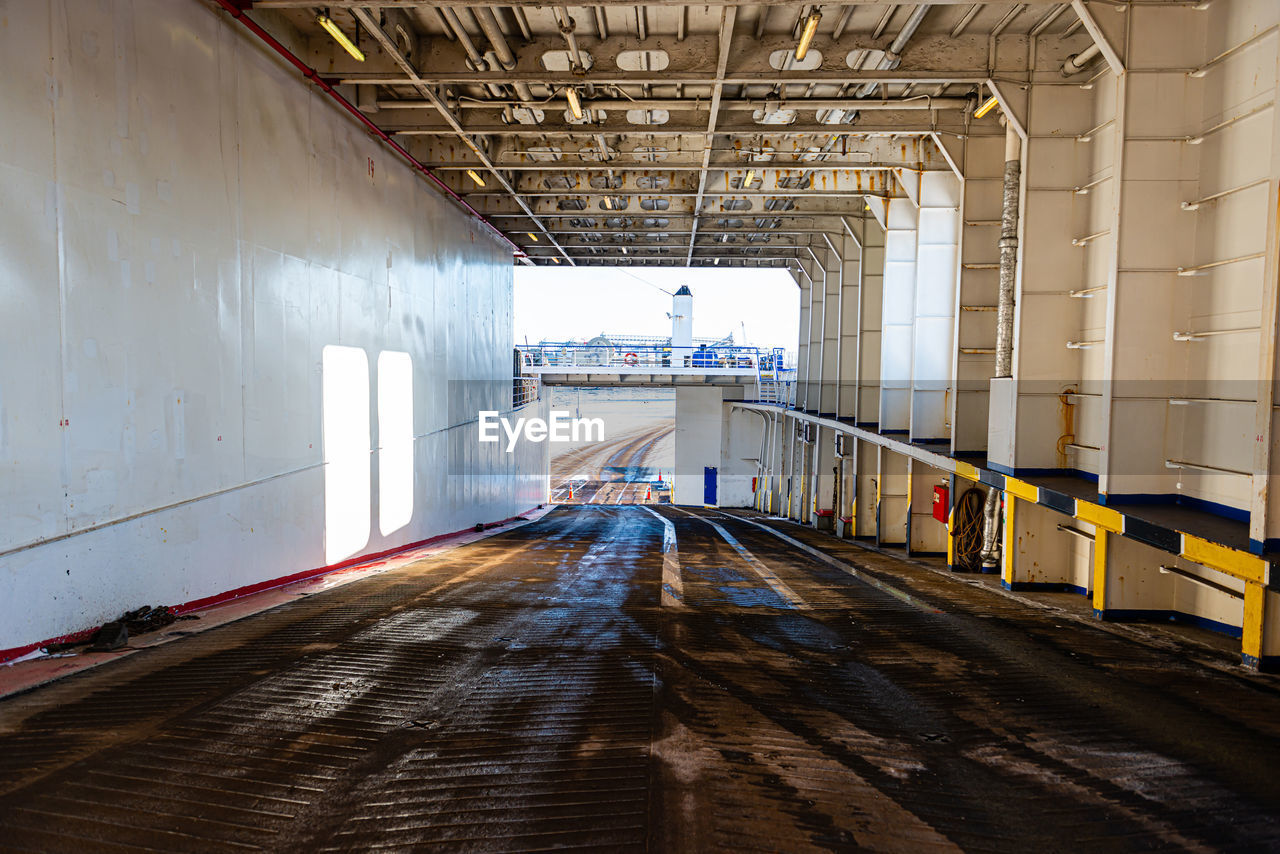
[348, 7, 573, 265]
[257, 1, 1064, 8]
[533, 228, 843, 235]
[207, 0, 525, 259]
[389, 123, 970, 136]
[485, 211, 874, 220]
[379, 97, 972, 111]
[411, 162, 909, 171]
[463, 190, 892, 198]
[339, 72, 993, 86]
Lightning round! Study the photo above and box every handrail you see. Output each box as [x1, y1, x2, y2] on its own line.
[1057, 524, 1096, 541]
[1176, 252, 1266, 276]
[1165, 458, 1251, 476]
[1073, 174, 1112, 195]
[1188, 27, 1278, 78]
[1158, 564, 1244, 599]
[1071, 230, 1110, 247]
[1173, 326, 1260, 341]
[1181, 178, 1268, 210]
[1069, 285, 1107, 298]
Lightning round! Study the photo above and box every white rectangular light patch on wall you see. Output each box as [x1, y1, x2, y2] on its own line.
[322, 345, 371, 564]
[378, 351, 414, 536]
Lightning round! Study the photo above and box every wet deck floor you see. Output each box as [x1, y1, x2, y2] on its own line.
[1, 505, 1279, 852]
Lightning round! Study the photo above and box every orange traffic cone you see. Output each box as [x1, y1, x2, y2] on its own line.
[646, 485, 652, 501]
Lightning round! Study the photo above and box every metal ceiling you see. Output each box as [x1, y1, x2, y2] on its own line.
[239, 2, 1095, 268]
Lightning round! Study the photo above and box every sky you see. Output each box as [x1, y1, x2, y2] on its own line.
[513, 266, 800, 352]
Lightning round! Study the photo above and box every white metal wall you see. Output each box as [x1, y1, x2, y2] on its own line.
[0, 1, 545, 653]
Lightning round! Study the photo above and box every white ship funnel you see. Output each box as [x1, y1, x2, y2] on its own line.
[671, 285, 693, 366]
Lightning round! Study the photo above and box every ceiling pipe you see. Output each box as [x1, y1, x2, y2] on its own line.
[439, 7, 484, 70]
[1062, 42, 1102, 76]
[553, 7, 585, 72]
[856, 4, 931, 97]
[439, 7, 506, 98]
[473, 6, 535, 102]
[207, 0, 524, 259]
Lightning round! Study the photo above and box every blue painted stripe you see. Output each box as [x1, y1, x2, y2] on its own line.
[1100, 492, 1249, 523]
[1004, 581, 1089, 596]
[1095, 608, 1243, 639]
[1009, 467, 1097, 483]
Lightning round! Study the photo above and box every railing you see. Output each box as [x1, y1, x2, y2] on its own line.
[757, 378, 796, 407]
[513, 375, 539, 408]
[520, 343, 773, 371]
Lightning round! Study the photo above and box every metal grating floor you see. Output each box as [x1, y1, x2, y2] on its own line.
[0, 505, 1278, 852]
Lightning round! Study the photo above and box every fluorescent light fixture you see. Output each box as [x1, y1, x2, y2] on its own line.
[566, 87, 584, 120]
[974, 95, 999, 119]
[796, 11, 821, 61]
[744, 169, 756, 187]
[466, 169, 486, 187]
[317, 14, 365, 62]
[528, 232, 539, 242]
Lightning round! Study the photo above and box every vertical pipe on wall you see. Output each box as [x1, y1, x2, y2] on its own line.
[979, 487, 1000, 571]
[995, 121, 1022, 379]
[981, 122, 1022, 572]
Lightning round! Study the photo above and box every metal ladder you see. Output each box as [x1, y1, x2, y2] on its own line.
[755, 348, 786, 405]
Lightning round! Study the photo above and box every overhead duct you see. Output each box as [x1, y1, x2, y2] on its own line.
[855, 5, 932, 98]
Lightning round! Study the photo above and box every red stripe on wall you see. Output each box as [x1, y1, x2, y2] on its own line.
[0, 508, 541, 664]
